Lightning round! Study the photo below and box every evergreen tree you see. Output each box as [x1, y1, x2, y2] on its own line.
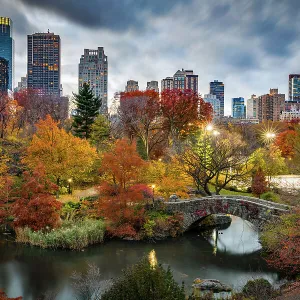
[72, 83, 102, 138]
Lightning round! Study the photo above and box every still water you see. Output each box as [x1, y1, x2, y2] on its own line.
[0, 217, 280, 299]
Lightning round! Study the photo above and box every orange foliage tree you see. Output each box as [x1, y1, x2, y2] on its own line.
[274, 129, 297, 158]
[98, 139, 149, 238]
[251, 167, 268, 198]
[13, 164, 62, 231]
[22, 115, 98, 188]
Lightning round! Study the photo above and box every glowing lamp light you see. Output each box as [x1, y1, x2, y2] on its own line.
[206, 124, 213, 131]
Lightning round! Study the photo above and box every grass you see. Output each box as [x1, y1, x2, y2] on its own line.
[207, 183, 254, 197]
[15, 219, 105, 250]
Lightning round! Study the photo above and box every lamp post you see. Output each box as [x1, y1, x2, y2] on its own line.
[68, 178, 72, 194]
[151, 184, 155, 204]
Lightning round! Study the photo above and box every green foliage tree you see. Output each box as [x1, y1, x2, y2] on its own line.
[102, 256, 185, 300]
[72, 83, 102, 139]
[242, 279, 273, 300]
[90, 114, 110, 152]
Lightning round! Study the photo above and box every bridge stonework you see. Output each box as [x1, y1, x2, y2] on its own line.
[164, 196, 290, 231]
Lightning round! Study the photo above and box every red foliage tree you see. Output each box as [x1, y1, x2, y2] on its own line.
[0, 289, 22, 300]
[13, 164, 62, 231]
[119, 90, 166, 159]
[251, 168, 268, 198]
[160, 89, 212, 143]
[274, 129, 297, 158]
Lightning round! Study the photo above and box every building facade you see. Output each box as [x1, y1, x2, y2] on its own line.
[0, 57, 9, 93]
[232, 97, 246, 119]
[146, 81, 159, 92]
[161, 77, 173, 91]
[246, 94, 258, 119]
[173, 69, 185, 90]
[184, 70, 198, 93]
[79, 47, 108, 114]
[258, 89, 285, 122]
[14, 76, 27, 92]
[203, 94, 220, 118]
[125, 80, 139, 92]
[289, 74, 300, 101]
[210, 80, 224, 117]
[0, 17, 14, 90]
[27, 32, 61, 96]
[280, 105, 300, 121]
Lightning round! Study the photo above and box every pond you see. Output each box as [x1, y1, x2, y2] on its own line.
[0, 216, 280, 299]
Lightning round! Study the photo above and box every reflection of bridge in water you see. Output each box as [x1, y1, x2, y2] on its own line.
[165, 195, 290, 231]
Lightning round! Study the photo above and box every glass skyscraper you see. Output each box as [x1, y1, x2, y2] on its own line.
[289, 74, 300, 101]
[27, 32, 61, 96]
[232, 97, 246, 119]
[210, 80, 224, 116]
[0, 57, 9, 92]
[0, 17, 14, 90]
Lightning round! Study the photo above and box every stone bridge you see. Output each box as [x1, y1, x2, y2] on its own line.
[164, 195, 290, 231]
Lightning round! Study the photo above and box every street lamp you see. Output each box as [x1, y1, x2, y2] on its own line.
[151, 184, 155, 203]
[264, 131, 276, 144]
[68, 178, 72, 194]
[206, 124, 213, 132]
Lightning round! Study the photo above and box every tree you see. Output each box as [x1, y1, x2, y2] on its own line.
[251, 168, 268, 198]
[179, 130, 252, 195]
[72, 83, 102, 139]
[0, 289, 22, 300]
[102, 256, 185, 300]
[274, 129, 296, 158]
[13, 164, 62, 231]
[160, 89, 212, 144]
[261, 206, 300, 275]
[22, 115, 98, 189]
[119, 90, 165, 159]
[90, 114, 111, 153]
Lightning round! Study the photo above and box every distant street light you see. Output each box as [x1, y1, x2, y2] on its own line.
[206, 124, 213, 132]
[68, 178, 72, 194]
[264, 131, 276, 144]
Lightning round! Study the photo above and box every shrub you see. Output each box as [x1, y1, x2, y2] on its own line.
[101, 257, 185, 300]
[15, 219, 105, 250]
[261, 191, 280, 202]
[242, 279, 272, 300]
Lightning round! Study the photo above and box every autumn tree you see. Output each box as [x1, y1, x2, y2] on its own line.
[179, 130, 252, 195]
[119, 90, 166, 159]
[72, 83, 102, 139]
[274, 129, 296, 158]
[251, 168, 268, 198]
[13, 164, 62, 231]
[23, 115, 98, 190]
[90, 114, 111, 153]
[261, 206, 300, 275]
[160, 89, 212, 144]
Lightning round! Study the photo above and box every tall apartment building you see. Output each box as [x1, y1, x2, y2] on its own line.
[161, 77, 173, 91]
[258, 89, 285, 122]
[184, 70, 198, 93]
[210, 80, 224, 117]
[27, 32, 61, 96]
[125, 80, 139, 92]
[173, 69, 185, 90]
[0, 57, 9, 93]
[247, 94, 258, 119]
[232, 97, 246, 119]
[203, 94, 220, 118]
[146, 81, 159, 92]
[79, 47, 108, 114]
[289, 74, 300, 101]
[0, 17, 14, 90]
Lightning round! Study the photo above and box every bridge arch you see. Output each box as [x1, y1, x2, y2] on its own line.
[165, 195, 290, 231]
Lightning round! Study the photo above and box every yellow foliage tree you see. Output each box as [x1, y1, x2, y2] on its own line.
[23, 115, 98, 188]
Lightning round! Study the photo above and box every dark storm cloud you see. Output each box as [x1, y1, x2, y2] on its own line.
[17, 0, 191, 31]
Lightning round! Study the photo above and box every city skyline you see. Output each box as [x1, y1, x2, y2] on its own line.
[2, 0, 300, 115]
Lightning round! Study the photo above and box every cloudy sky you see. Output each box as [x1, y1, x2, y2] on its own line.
[2, 0, 300, 115]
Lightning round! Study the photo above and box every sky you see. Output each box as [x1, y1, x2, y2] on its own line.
[2, 0, 300, 115]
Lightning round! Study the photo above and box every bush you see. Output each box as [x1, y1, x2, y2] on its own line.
[101, 257, 185, 300]
[242, 279, 272, 300]
[261, 191, 280, 202]
[15, 219, 105, 250]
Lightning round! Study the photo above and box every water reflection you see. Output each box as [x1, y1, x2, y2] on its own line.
[0, 217, 279, 300]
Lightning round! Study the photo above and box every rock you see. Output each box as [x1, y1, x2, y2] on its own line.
[169, 194, 179, 202]
[192, 279, 232, 292]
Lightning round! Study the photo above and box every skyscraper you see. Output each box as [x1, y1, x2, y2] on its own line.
[0, 57, 9, 93]
[232, 97, 246, 119]
[289, 74, 300, 101]
[210, 80, 224, 116]
[184, 70, 198, 93]
[173, 69, 185, 90]
[247, 94, 258, 119]
[27, 32, 61, 96]
[79, 47, 108, 114]
[203, 94, 220, 118]
[14, 76, 27, 92]
[258, 88, 285, 122]
[0, 17, 14, 90]
[161, 77, 173, 91]
[125, 80, 139, 92]
[146, 81, 159, 92]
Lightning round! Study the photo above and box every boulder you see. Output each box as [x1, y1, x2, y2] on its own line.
[192, 279, 232, 292]
[169, 194, 179, 202]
